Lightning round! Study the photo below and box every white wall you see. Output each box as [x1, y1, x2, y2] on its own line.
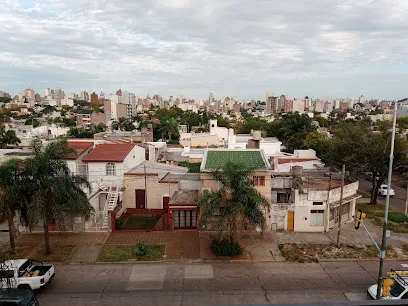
[209, 120, 229, 144]
[260, 142, 281, 156]
[87, 145, 145, 189]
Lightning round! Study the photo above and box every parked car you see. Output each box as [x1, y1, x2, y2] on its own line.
[0, 288, 39, 305]
[378, 184, 395, 196]
[0, 259, 55, 290]
[367, 270, 408, 300]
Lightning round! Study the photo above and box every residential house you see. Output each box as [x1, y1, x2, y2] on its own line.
[72, 143, 145, 231]
[123, 161, 200, 230]
[270, 166, 360, 232]
[199, 149, 272, 231]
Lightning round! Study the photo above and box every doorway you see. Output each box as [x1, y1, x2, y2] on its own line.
[135, 189, 146, 209]
[287, 211, 294, 231]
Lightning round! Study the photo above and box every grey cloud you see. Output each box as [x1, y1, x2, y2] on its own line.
[0, 0, 407, 99]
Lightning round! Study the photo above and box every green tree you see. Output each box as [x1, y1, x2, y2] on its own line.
[24, 139, 94, 255]
[112, 117, 135, 131]
[24, 118, 40, 127]
[0, 97, 11, 103]
[0, 126, 21, 148]
[0, 159, 31, 253]
[270, 113, 317, 152]
[302, 131, 331, 158]
[327, 122, 408, 205]
[197, 162, 269, 243]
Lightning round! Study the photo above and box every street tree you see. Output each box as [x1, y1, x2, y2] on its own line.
[24, 139, 94, 255]
[197, 162, 269, 244]
[327, 122, 408, 205]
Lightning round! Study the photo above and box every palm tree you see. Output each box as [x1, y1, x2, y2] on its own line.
[112, 117, 134, 131]
[24, 139, 94, 255]
[0, 159, 30, 253]
[197, 162, 269, 243]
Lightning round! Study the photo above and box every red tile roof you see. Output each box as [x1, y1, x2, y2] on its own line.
[67, 142, 93, 160]
[82, 144, 136, 162]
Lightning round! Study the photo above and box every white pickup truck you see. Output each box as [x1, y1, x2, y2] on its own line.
[0, 259, 55, 290]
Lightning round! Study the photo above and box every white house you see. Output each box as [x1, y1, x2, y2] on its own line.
[82, 143, 146, 190]
[270, 167, 360, 232]
[227, 129, 282, 156]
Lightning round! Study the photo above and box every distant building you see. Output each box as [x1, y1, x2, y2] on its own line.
[91, 92, 98, 104]
[292, 99, 305, 113]
[266, 92, 278, 114]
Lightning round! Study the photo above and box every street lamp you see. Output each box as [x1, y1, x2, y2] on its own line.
[376, 97, 408, 299]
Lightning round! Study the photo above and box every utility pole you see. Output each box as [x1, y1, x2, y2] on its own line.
[405, 183, 408, 216]
[337, 164, 345, 246]
[376, 99, 400, 299]
[144, 164, 147, 210]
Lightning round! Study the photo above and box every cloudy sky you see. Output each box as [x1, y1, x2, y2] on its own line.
[0, 0, 407, 100]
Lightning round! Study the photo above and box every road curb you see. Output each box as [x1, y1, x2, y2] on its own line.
[319, 257, 408, 262]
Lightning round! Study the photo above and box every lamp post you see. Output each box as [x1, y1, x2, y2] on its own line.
[376, 98, 408, 299]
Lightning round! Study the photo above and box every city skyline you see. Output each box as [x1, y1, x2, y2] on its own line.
[1, 0, 407, 99]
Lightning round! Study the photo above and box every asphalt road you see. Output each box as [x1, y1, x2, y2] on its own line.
[36, 260, 408, 305]
[359, 177, 407, 213]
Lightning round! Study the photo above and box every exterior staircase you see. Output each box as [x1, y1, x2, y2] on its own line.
[101, 185, 120, 231]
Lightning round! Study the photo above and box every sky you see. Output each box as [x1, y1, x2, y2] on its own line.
[0, 0, 407, 100]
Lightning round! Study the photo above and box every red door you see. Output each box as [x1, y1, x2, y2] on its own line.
[135, 189, 146, 209]
[163, 196, 170, 212]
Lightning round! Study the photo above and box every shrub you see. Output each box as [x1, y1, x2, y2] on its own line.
[211, 239, 242, 257]
[135, 243, 147, 256]
[388, 212, 408, 223]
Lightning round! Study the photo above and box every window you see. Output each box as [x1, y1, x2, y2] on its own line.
[106, 163, 116, 176]
[277, 192, 290, 203]
[313, 202, 324, 206]
[253, 176, 265, 186]
[310, 210, 324, 226]
[173, 210, 197, 228]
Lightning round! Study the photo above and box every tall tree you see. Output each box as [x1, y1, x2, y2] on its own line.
[0, 159, 31, 253]
[198, 162, 269, 243]
[24, 139, 94, 255]
[327, 122, 408, 204]
[0, 126, 21, 148]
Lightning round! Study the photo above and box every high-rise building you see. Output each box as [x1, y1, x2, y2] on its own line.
[91, 92, 98, 104]
[266, 92, 278, 114]
[34, 93, 41, 102]
[292, 99, 305, 113]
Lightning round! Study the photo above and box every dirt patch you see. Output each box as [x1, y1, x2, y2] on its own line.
[279, 243, 397, 263]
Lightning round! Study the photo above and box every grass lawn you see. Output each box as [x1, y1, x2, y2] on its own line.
[357, 191, 371, 198]
[32, 245, 75, 262]
[279, 244, 397, 263]
[119, 215, 161, 230]
[97, 244, 165, 262]
[356, 203, 408, 233]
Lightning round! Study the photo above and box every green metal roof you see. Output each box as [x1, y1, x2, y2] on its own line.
[203, 150, 269, 171]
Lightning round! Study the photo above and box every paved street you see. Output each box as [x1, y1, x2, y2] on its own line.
[359, 177, 407, 213]
[36, 260, 408, 305]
